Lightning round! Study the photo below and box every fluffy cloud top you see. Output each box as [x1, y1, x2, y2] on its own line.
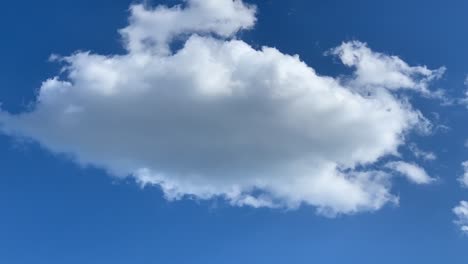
[0, 0, 442, 215]
[121, 0, 256, 54]
[453, 201, 468, 234]
[385, 161, 434, 184]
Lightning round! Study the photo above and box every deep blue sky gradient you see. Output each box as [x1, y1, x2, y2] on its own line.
[1, 0, 468, 263]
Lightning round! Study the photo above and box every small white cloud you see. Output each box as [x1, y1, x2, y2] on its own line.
[408, 143, 436, 161]
[0, 0, 443, 215]
[385, 161, 434, 184]
[453, 201, 468, 234]
[459, 161, 468, 188]
[330, 41, 445, 94]
[458, 75, 468, 107]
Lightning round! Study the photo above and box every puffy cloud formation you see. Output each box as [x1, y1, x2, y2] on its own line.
[0, 0, 443, 215]
[453, 201, 468, 234]
[385, 161, 434, 184]
[459, 161, 468, 188]
[121, 0, 256, 54]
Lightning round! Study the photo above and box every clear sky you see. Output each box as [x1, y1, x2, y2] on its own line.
[1, 0, 468, 263]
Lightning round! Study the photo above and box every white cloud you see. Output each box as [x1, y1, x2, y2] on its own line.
[459, 161, 468, 188]
[408, 143, 437, 161]
[121, 0, 256, 54]
[458, 75, 468, 107]
[0, 0, 443, 215]
[330, 41, 444, 94]
[453, 201, 468, 234]
[385, 161, 434, 184]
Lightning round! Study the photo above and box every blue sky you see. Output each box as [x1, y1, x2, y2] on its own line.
[1, 0, 468, 263]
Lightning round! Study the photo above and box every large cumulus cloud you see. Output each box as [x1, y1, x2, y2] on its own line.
[0, 0, 443, 215]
